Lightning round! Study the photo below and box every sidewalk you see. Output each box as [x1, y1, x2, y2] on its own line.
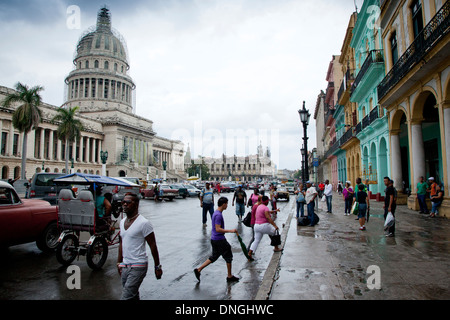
[257, 192, 450, 300]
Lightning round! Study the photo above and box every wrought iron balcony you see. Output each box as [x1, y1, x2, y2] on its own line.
[337, 68, 355, 104]
[369, 105, 379, 123]
[356, 106, 381, 135]
[351, 50, 384, 94]
[339, 127, 355, 147]
[378, 1, 450, 100]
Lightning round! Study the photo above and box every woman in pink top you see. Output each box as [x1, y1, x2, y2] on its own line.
[247, 195, 262, 254]
[248, 189, 260, 208]
[248, 196, 281, 260]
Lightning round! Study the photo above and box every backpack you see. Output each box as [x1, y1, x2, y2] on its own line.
[310, 213, 320, 226]
[297, 216, 310, 226]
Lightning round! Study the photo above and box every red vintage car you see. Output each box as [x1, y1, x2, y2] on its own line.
[142, 183, 178, 201]
[0, 181, 59, 252]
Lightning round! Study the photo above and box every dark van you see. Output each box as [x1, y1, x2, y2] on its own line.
[27, 173, 70, 205]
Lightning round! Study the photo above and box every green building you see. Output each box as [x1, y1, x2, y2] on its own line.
[350, 0, 390, 200]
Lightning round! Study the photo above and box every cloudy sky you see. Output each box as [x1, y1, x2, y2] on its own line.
[0, 0, 362, 170]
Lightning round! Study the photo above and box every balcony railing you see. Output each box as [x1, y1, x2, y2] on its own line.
[378, 1, 450, 100]
[369, 105, 379, 123]
[324, 139, 339, 159]
[337, 80, 345, 103]
[351, 49, 384, 94]
[337, 68, 355, 103]
[339, 127, 355, 146]
[362, 114, 370, 128]
[355, 106, 381, 135]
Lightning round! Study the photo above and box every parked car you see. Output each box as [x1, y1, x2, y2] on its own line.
[142, 184, 178, 201]
[27, 173, 70, 205]
[276, 186, 290, 201]
[219, 183, 231, 193]
[169, 184, 188, 198]
[285, 182, 296, 194]
[0, 181, 59, 252]
[183, 184, 201, 197]
[104, 177, 142, 200]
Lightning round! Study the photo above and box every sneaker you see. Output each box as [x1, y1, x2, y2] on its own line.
[194, 269, 201, 281]
[226, 275, 240, 282]
[359, 226, 366, 231]
[385, 233, 394, 237]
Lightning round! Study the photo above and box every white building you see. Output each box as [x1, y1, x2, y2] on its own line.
[0, 7, 185, 181]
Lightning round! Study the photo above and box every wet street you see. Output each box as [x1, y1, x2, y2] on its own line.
[0, 190, 290, 300]
[1, 189, 450, 300]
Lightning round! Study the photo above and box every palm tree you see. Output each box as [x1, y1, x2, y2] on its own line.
[1, 82, 44, 179]
[52, 106, 84, 174]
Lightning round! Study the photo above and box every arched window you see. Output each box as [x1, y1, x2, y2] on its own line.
[85, 60, 89, 69]
[94, 60, 99, 68]
[104, 61, 109, 70]
[114, 63, 118, 71]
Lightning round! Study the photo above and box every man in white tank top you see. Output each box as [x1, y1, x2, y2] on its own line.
[117, 193, 162, 300]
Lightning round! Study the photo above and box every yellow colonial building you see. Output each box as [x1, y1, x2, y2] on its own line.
[337, 12, 361, 185]
[378, 0, 450, 216]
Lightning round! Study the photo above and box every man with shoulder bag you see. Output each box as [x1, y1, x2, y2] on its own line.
[295, 183, 306, 219]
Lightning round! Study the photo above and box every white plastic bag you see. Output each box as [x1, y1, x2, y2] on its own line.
[384, 212, 395, 230]
[321, 195, 326, 202]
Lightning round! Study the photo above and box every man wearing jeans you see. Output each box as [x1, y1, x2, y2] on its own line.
[324, 179, 333, 213]
[200, 182, 215, 227]
[305, 181, 318, 226]
[117, 193, 162, 300]
[416, 176, 429, 214]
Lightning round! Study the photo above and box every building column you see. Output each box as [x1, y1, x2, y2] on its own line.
[79, 135, 84, 162]
[73, 140, 77, 163]
[39, 128, 45, 159]
[390, 130, 402, 191]
[443, 102, 450, 198]
[0, 120, 2, 155]
[98, 139, 102, 164]
[56, 139, 62, 161]
[86, 137, 91, 163]
[48, 130, 54, 161]
[410, 120, 426, 193]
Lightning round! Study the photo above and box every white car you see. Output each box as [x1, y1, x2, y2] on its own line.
[183, 184, 201, 197]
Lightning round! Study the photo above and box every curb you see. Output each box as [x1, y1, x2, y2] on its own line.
[254, 200, 295, 300]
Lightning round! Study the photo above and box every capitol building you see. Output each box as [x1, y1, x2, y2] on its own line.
[0, 7, 186, 181]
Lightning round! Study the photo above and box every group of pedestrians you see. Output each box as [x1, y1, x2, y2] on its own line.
[194, 182, 283, 283]
[116, 175, 444, 300]
[294, 181, 319, 226]
[416, 176, 444, 217]
[340, 176, 394, 234]
[297, 176, 398, 235]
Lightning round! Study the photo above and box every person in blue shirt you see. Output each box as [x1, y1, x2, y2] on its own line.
[200, 182, 215, 227]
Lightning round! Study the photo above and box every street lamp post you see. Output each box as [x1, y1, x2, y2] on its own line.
[100, 150, 108, 176]
[298, 101, 311, 183]
[301, 147, 306, 184]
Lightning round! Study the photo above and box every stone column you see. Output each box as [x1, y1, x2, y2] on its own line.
[86, 137, 91, 163]
[443, 102, 450, 197]
[70, 140, 74, 163]
[57, 139, 62, 161]
[48, 130, 54, 161]
[79, 135, 84, 162]
[410, 119, 425, 192]
[0, 120, 2, 155]
[98, 139, 102, 164]
[39, 128, 45, 159]
[390, 130, 402, 191]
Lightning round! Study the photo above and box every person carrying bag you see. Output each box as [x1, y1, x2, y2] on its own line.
[295, 184, 306, 219]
